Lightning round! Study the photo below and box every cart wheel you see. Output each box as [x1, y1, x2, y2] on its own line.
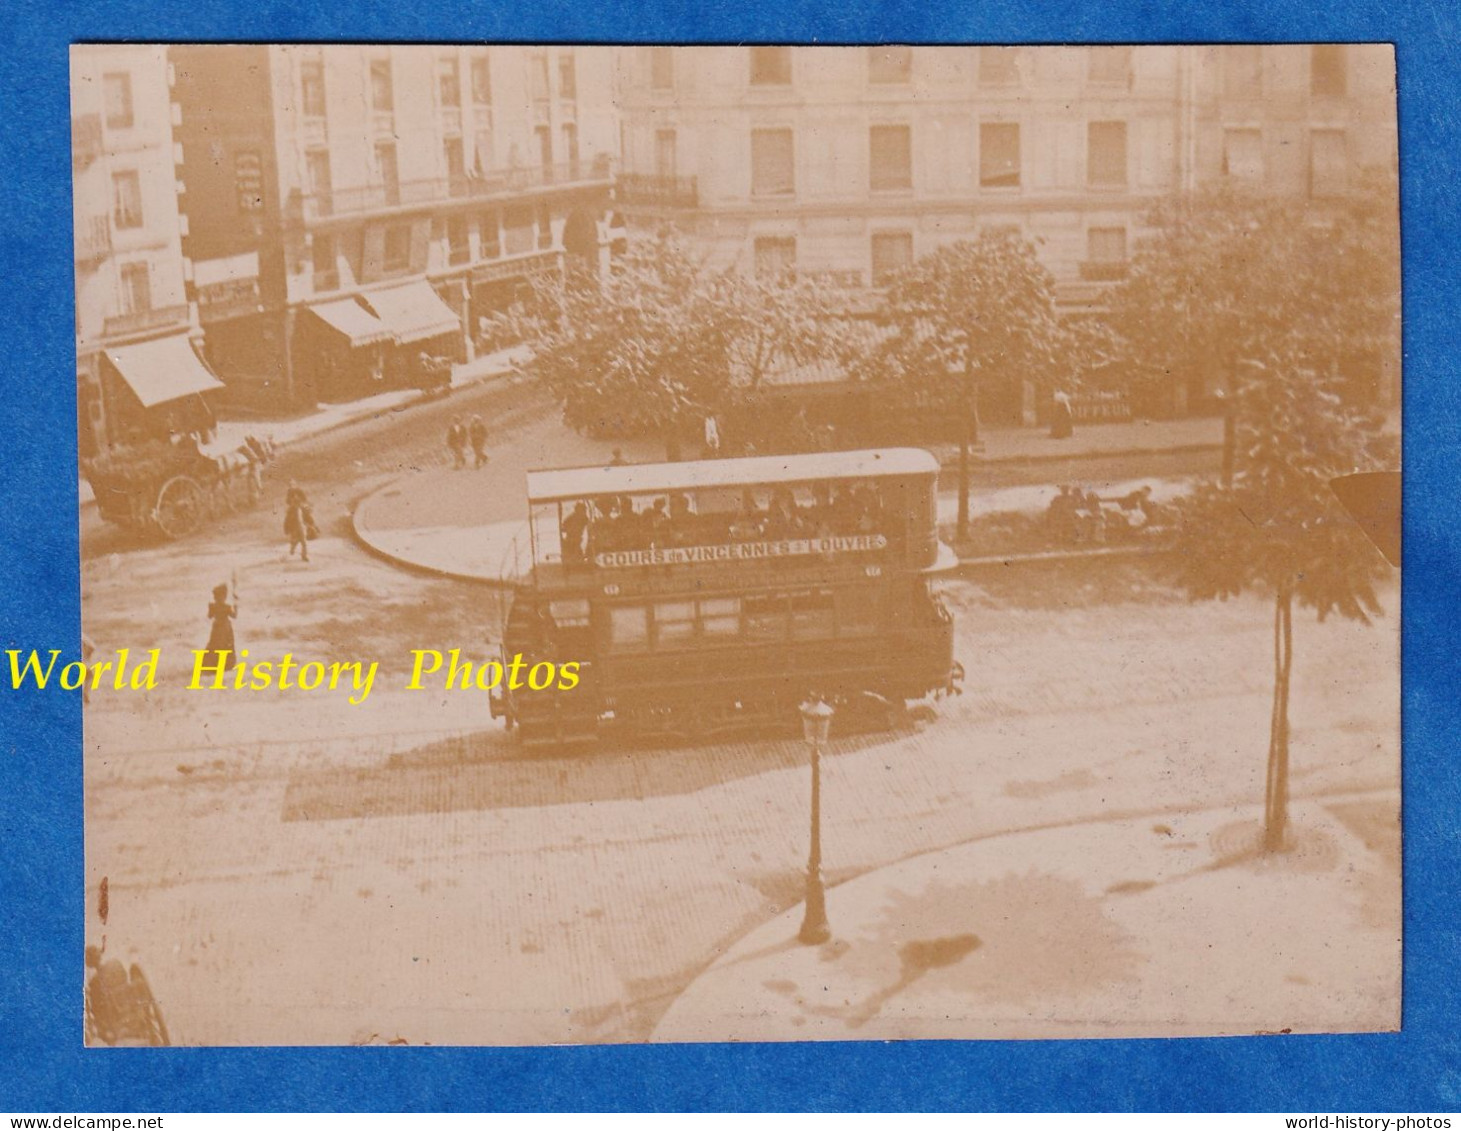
[153, 476, 206, 539]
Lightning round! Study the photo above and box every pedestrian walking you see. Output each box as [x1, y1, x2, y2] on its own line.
[703, 413, 721, 457]
[1050, 390, 1075, 440]
[284, 480, 316, 562]
[205, 582, 238, 669]
[468, 414, 489, 468]
[446, 417, 468, 469]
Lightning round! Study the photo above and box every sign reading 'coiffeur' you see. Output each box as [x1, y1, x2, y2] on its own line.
[594, 533, 887, 569]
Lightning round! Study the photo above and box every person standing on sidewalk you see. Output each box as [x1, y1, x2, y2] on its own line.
[468, 414, 489, 469]
[446, 418, 468, 469]
[205, 583, 238, 669]
[1050, 391, 1075, 440]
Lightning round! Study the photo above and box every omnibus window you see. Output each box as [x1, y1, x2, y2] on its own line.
[744, 594, 789, 642]
[654, 600, 697, 646]
[549, 598, 591, 627]
[791, 590, 835, 640]
[608, 605, 649, 651]
[700, 596, 741, 638]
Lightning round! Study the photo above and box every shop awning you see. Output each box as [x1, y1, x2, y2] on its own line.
[103, 333, 224, 409]
[308, 297, 394, 348]
[363, 281, 461, 345]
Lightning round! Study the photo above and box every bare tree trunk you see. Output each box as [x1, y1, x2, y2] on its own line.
[1263, 585, 1295, 852]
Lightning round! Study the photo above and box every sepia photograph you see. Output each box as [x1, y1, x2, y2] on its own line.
[71, 43, 1401, 1047]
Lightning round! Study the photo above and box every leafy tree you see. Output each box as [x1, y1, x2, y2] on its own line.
[508, 236, 833, 457]
[848, 232, 1068, 539]
[1115, 185, 1400, 852]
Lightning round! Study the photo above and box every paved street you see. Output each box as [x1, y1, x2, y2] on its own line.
[80, 391, 1399, 1046]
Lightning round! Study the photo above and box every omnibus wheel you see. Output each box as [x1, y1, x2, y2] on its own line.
[153, 476, 206, 539]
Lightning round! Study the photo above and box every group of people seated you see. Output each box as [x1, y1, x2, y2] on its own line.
[1047, 484, 1163, 545]
[557, 482, 891, 565]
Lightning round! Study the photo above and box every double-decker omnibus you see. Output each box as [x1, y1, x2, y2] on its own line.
[492, 448, 960, 745]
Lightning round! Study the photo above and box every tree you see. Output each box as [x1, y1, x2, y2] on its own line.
[508, 236, 833, 457]
[848, 233, 1068, 540]
[1113, 185, 1400, 852]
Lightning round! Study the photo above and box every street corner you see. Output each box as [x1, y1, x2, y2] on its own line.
[352, 471, 531, 583]
[651, 794, 1401, 1043]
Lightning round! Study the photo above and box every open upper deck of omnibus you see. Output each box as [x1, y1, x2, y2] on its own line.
[523, 448, 943, 584]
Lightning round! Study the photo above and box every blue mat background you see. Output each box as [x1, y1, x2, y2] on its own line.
[1, 0, 1456, 1112]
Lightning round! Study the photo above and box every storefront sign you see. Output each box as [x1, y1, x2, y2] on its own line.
[595, 533, 886, 569]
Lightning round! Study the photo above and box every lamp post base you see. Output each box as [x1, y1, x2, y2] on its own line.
[798, 873, 831, 945]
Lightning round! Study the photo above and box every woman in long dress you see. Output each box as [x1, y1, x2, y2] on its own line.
[205, 583, 237, 669]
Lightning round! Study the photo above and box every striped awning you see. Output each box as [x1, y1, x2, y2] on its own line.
[308, 297, 394, 348]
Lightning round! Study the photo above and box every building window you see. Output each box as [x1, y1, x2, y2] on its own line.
[655, 129, 677, 178]
[1087, 121, 1128, 188]
[471, 55, 492, 104]
[102, 73, 133, 129]
[535, 125, 553, 175]
[1310, 129, 1349, 198]
[749, 46, 792, 86]
[479, 211, 501, 259]
[979, 122, 1020, 189]
[650, 46, 674, 90]
[375, 141, 399, 205]
[979, 46, 1021, 86]
[871, 232, 914, 284]
[111, 170, 142, 229]
[473, 129, 493, 176]
[751, 128, 795, 197]
[504, 206, 535, 256]
[444, 136, 467, 191]
[558, 52, 577, 100]
[1088, 46, 1132, 87]
[753, 236, 796, 281]
[1223, 45, 1262, 97]
[312, 234, 337, 290]
[1222, 128, 1264, 182]
[530, 53, 551, 101]
[1082, 227, 1128, 280]
[439, 57, 461, 108]
[868, 45, 913, 84]
[117, 262, 151, 315]
[305, 150, 332, 211]
[300, 61, 326, 118]
[370, 59, 393, 112]
[447, 216, 470, 265]
[536, 203, 554, 250]
[869, 125, 912, 192]
[562, 123, 580, 175]
[383, 225, 411, 273]
[1311, 44, 1347, 97]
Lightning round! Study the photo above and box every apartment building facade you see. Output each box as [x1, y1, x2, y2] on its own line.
[72, 45, 221, 456]
[173, 44, 619, 405]
[615, 44, 1399, 421]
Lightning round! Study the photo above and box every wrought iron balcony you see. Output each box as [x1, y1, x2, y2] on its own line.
[1077, 260, 1129, 282]
[295, 156, 613, 224]
[615, 172, 699, 209]
[103, 303, 190, 339]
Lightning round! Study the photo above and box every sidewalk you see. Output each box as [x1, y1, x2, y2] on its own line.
[79, 344, 531, 510]
[651, 792, 1399, 1041]
[935, 414, 1222, 467]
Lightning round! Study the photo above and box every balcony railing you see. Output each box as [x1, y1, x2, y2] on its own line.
[616, 172, 700, 209]
[1078, 260, 1129, 282]
[296, 156, 613, 224]
[74, 214, 111, 262]
[103, 303, 190, 339]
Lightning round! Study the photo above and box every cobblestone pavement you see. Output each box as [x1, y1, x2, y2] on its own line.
[79, 395, 1399, 1046]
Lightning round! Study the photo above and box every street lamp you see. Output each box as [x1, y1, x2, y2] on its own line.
[798, 697, 835, 945]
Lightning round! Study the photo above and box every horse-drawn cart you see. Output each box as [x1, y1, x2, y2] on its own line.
[84, 432, 275, 539]
[81, 332, 275, 540]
